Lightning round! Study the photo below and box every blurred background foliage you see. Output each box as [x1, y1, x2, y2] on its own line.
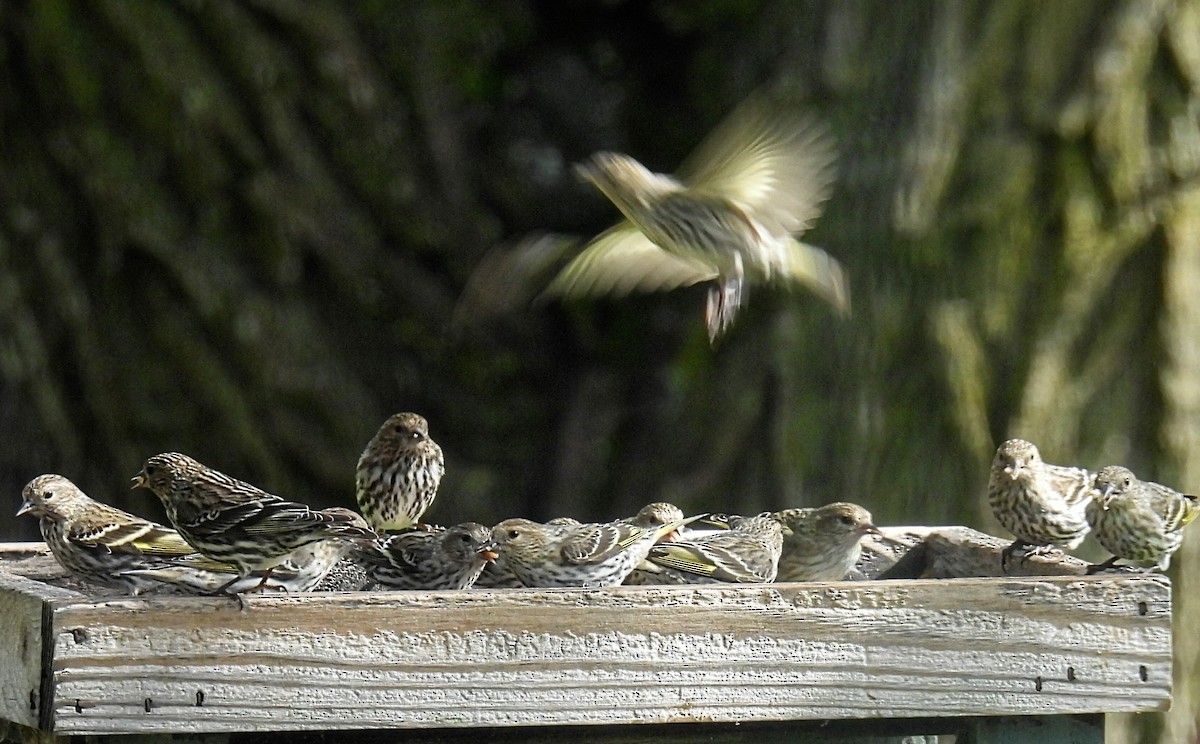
[1, 0, 1199, 740]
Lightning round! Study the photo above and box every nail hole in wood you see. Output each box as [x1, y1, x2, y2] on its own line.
[70, 628, 87, 644]
[29, 690, 36, 711]
[1066, 667, 1076, 682]
[1139, 665, 1149, 682]
[196, 690, 205, 707]
[1034, 676, 1043, 692]
[144, 697, 153, 713]
[1138, 601, 1148, 616]
[74, 700, 83, 714]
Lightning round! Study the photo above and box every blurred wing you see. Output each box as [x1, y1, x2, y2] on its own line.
[677, 96, 836, 238]
[451, 233, 580, 329]
[542, 223, 717, 299]
[1147, 486, 1200, 533]
[780, 239, 850, 314]
[1044, 465, 1094, 509]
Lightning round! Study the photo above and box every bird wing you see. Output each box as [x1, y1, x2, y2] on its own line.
[778, 238, 850, 313]
[559, 523, 643, 565]
[648, 535, 773, 583]
[676, 96, 836, 239]
[67, 517, 195, 557]
[1145, 484, 1200, 534]
[1043, 464, 1094, 509]
[542, 223, 717, 299]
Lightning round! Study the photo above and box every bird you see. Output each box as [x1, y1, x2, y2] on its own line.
[772, 502, 881, 582]
[543, 94, 848, 343]
[490, 515, 690, 588]
[620, 501, 688, 541]
[473, 516, 582, 589]
[16, 474, 197, 595]
[356, 412, 445, 532]
[354, 522, 497, 590]
[122, 508, 368, 594]
[987, 438, 1092, 570]
[1086, 465, 1200, 572]
[132, 452, 374, 593]
[627, 513, 784, 584]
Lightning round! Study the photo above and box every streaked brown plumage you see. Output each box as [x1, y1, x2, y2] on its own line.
[491, 515, 687, 588]
[987, 439, 1092, 568]
[1086, 465, 1200, 572]
[355, 522, 497, 590]
[132, 452, 373, 590]
[545, 95, 848, 343]
[630, 513, 783, 584]
[474, 516, 582, 589]
[356, 412, 445, 532]
[17, 474, 196, 595]
[772, 502, 880, 582]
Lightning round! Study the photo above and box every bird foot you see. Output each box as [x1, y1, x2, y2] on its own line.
[1000, 541, 1061, 574]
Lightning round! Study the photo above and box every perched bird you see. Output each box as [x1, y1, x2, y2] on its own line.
[491, 515, 689, 588]
[772, 502, 880, 582]
[16, 474, 196, 595]
[132, 452, 373, 592]
[1086, 465, 1200, 572]
[473, 516, 582, 589]
[987, 438, 1093, 569]
[122, 508, 368, 594]
[355, 522, 497, 590]
[356, 412, 445, 532]
[544, 95, 848, 343]
[621, 501, 687, 541]
[628, 513, 784, 585]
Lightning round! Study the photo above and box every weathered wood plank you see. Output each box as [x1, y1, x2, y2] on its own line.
[34, 576, 1168, 735]
[0, 571, 79, 732]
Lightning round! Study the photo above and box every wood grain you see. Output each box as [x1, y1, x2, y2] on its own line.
[37, 576, 1168, 735]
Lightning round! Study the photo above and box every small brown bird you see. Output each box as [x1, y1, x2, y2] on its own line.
[630, 513, 784, 584]
[772, 502, 880, 582]
[355, 522, 497, 590]
[16, 474, 196, 595]
[474, 516, 582, 589]
[132, 452, 373, 592]
[544, 95, 848, 343]
[491, 515, 688, 588]
[123, 508, 368, 594]
[987, 439, 1092, 569]
[1086, 465, 1200, 572]
[356, 412, 445, 532]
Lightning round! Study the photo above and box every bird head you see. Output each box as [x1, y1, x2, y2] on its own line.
[1092, 466, 1135, 510]
[575, 152, 681, 215]
[996, 438, 1039, 481]
[17, 474, 86, 521]
[131, 452, 203, 499]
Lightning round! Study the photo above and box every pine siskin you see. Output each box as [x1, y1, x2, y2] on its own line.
[356, 412, 445, 532]
[132, 452, 373, 592]
[629, 513, 783, 585]
[16, 474, 196, 595]
[1086, 465, 1200, 572]
[473, 516, 582, 589]
[544, 95, 848, 343]
[772, 502, 880, 582]
[354, 522, 496, 590]
[987, 438, 1092, 569]
[490, 515, 689, 588]
[123, 508, 368, 593]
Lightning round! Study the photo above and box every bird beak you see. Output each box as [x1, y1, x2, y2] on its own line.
[1003, 458, 1024, 480]
[1099, 484, 1117, 510]
[15, 499, 33, 517]
[860, 523, 882, 537]
[478, 542, 499, 562]
[130, 472, 147, 490]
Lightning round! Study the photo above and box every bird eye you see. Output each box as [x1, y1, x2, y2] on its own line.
[839, 515, 855, 526]
[411, 431, 422, 440]
[42, 490, 54, 500]
[507, 529, 521, 540]
[144, 465, 158, 477]
[459, 533, 472, 543]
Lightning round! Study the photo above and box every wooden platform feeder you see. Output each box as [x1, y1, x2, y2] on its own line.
[0, 527, 1172, 743]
